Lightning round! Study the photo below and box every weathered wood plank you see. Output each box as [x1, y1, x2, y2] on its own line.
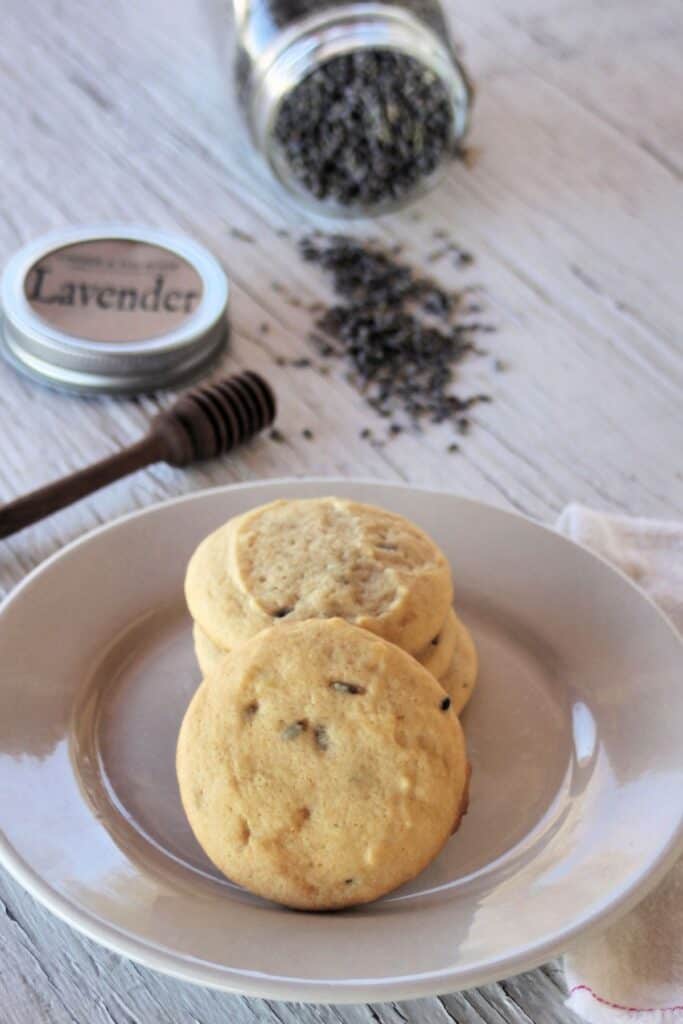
[0, 0, 681, 1020]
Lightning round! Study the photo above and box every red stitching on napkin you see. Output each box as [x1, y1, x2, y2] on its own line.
[570, 985, 683, 1014]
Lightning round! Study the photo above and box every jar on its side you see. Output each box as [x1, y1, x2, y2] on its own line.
[233, 1, 473, 216]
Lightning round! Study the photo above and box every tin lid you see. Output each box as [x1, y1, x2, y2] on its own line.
[0, 225, 229, 395]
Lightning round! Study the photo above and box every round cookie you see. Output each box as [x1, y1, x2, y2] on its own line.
[440, 618, 478, 714]
[177, 617, 469, 911]
[186, 521, 273, 652]
[186, 497, 453, 655]
[193, 608, 460, 683]
[193, 622, 225, 678]
[414, 607, 458, 680]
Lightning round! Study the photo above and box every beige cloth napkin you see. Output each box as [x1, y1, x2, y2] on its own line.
[556, 504, 683, 1024]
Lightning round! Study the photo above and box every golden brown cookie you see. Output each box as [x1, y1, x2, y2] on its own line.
[414, 607, 458, 679]
[193, 622, 224, 678]
[177, 618, 469, 910]
[186, 523, 272, 652]
[185, 497, 453, 656]
[440, 617, 479, 714]
[193, 607, 460, 683]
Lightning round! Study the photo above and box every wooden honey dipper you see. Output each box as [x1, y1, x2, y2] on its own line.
[0, 371, 276, 539]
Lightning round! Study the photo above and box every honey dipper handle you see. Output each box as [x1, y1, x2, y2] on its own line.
[0, 434, 165, 540]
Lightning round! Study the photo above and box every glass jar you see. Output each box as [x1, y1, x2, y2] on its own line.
[233, 1, 473, 216]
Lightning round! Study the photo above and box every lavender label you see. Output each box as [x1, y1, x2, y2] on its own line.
[25, 239, 204, 343]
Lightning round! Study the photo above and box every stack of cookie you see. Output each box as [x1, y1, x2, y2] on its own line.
[178, 496, 477, 909]
[185, 496, 478, 713]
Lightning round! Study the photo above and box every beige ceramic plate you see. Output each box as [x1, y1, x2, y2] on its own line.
[0, 480, 681, 1003]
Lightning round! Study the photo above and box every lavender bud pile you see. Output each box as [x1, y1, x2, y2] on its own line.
[274, 51, 453, 207]
[299, 234, 494, 433]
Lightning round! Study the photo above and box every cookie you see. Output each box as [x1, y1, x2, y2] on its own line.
[186, 524, 272, 653]
[414, 607, 458, 679]
[193, 607, 460, 683]
[185, 497, 453, 656]
[177, 617, 469, 911]
[193, 622, 224, 678]
[440, 617, 478, 714]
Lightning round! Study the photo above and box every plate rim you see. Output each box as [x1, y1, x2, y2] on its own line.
[1, 476, 682, 1003]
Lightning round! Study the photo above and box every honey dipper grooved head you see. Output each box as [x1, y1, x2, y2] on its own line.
[153, 372, 276, 466]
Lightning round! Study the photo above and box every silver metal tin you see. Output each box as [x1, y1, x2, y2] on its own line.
[0, 225, 229, 395]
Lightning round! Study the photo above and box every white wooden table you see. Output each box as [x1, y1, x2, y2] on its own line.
[1, 0, 681, 1020]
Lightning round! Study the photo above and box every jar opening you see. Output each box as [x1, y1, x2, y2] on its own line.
[271, 49, 454, 210]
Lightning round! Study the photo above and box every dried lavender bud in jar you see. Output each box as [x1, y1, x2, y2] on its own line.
[273, 50, 453, 207]
[233, 0, 472, 211]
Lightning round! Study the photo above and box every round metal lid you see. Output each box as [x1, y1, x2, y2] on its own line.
[0, 225, 229, 395]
